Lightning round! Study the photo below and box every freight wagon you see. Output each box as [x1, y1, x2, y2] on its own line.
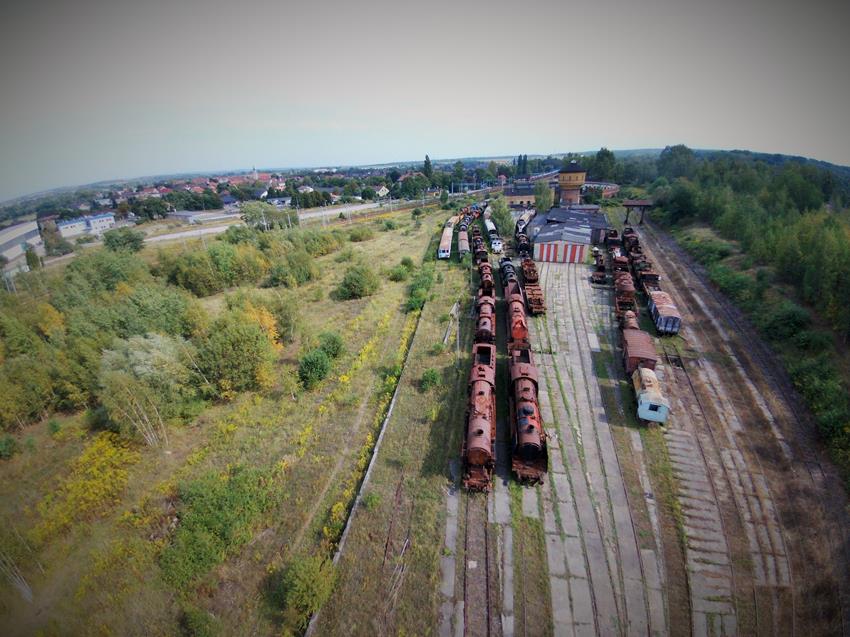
[647, 290, 682, 335]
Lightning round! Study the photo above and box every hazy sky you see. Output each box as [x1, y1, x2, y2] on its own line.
[1, 0, 848, 201]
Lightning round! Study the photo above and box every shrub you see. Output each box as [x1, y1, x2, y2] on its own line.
[47, 418, 61, 436]
[405, 264, 435, 312]
[388, 265, 409, 282]
[430, 342, 446, 356]
[276, 555, 336, 630]
[348, 226, 374, 242]
[160, 465, 277, 589]
[317, 331, 344, 359]
[31, 433, 139, 543]
[334, 246, 355, 263]
[362, 492, 381, 510]
[103, 227, 145, 253]
[335, 264, 380, 300]
[0, 435, 19, 460]
[196, 311, 277, 399]
[792, 329, 833, 352]
[757, 301, 810, 342]
[382, 220, 398, 231]
[298, 349, 331, 389]
[181, 605, 219, 637]
[421, 368, 441, 391]
[400, 256, 414, 270]
[411, 208, 424, 218]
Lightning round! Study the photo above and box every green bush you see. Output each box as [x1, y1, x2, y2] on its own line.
[180, 605, 219, 637]
[348, 226, 374, 242]
[362, 492, 381, 510]
[421, 368, 441, 391]
[405, 264, 435, 312]
[298, 349, 331, 389]
[334, 246, 355, 263]
[196, 311, 276, 397]
[317, 331, 344, 359]
[382, 220, 398, 231]
[388, 265, 409, 282]
[400, 256, 414, 270]
[103, 227, 145, 252]
[47, 418, 61, 436]
[160, 466, 277, 590]
[335, 264, 380, 300]
[430, 342, 446, 356]
[0, 435, 19, 460]
[757, 301, 811, 342]
[792, 329, 832, 352]
[277, 555, 336, 631]
[411, 208, 424, 218]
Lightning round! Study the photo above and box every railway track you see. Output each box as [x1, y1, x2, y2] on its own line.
[463, 492, 495, 637]
[637, 223, 850, 634]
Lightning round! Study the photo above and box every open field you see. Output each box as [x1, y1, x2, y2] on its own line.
[0, 205, 451, 635]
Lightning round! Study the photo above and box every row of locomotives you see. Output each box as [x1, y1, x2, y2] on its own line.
[622, 225, 682, 336]
[619, 310, 670, 425]
[462, 257, 498, 491]
[520, 258, 546, 315]
[502, 256, 548, 482]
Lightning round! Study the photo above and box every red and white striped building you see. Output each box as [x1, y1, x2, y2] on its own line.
[533, 242, 588, 263]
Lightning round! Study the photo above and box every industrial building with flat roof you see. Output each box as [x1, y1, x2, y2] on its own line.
[527, 205, 608, 263]
[0, 220, 44, 273]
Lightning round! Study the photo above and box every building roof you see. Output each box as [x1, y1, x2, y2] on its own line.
[528, 206, 608, 244]
[559, 160, 585, 174]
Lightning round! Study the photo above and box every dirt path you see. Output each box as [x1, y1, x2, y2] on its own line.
[639, 222, 850, 636]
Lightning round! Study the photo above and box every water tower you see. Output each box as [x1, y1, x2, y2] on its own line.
[558, 160, 586, 205]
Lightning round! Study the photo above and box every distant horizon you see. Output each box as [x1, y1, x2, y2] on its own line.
[5, 144, 848, 207]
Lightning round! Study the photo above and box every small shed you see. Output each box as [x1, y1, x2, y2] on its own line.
[622, 329, 658, 376]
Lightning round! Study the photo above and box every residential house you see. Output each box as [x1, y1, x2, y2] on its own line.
[374, 185, 390, 198]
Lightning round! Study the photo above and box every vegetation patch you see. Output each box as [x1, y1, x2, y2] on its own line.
[32, 432, 140, 544]
[159, 464, 281, 590]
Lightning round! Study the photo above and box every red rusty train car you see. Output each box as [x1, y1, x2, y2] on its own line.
[508, 348, 548, 483]
[475, 289, 496, 344]
[462, 343, 497, 491]
[478, 261, 494, 294]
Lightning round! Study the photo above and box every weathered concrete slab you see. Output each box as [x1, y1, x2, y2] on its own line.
[522, 486, 540, 518]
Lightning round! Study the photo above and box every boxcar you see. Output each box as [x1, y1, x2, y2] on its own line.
[647, 291, 682, 335]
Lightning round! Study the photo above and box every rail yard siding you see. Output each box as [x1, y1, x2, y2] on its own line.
[533, 242, 587, 263]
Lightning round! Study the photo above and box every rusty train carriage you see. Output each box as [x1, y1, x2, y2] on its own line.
[508, 347, 548, 484]
[462, 343, 497, 491]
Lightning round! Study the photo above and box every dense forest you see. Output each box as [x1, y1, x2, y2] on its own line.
[635, 145, 850, 468]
